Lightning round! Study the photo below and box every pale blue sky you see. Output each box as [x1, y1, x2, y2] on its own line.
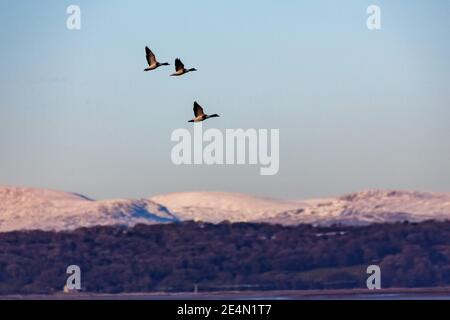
[0, 0, 449, 200]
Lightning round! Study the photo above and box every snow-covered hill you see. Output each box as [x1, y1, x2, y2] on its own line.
[151, 190, 450, 226]
[150, 191, 303, 223]
[1, 186, 450, 232]
[261, 190, 450, 226]
[0, 186, 177, 232]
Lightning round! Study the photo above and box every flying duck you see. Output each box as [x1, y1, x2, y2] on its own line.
[144, 46, 170, 71]
[188, 101, 220, 122]
[171, 58, 197, 76]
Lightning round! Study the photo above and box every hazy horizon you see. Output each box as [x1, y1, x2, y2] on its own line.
[1, 0, 449, 200]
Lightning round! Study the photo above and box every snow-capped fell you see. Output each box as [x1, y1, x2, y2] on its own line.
[263, 190, 450, 226]
[0, 186, 177, 232]
[151, 190, 450, 226]
[150, 191, 302, 223]
[1, 186, 450, 232]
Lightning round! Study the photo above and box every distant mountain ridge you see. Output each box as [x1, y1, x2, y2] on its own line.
[261, 189, 450, 226]
[1, 186, 449, 232]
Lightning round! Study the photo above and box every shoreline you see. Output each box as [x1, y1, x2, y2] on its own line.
[2, 287, 450, 300]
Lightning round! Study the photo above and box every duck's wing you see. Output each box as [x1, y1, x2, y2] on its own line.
[175, 58, 184, 72]
[145, 46, 157, 66]
[193, 101, 204, 117]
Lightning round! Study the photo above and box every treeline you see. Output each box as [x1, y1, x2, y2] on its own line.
[1, 220, 450, 294]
